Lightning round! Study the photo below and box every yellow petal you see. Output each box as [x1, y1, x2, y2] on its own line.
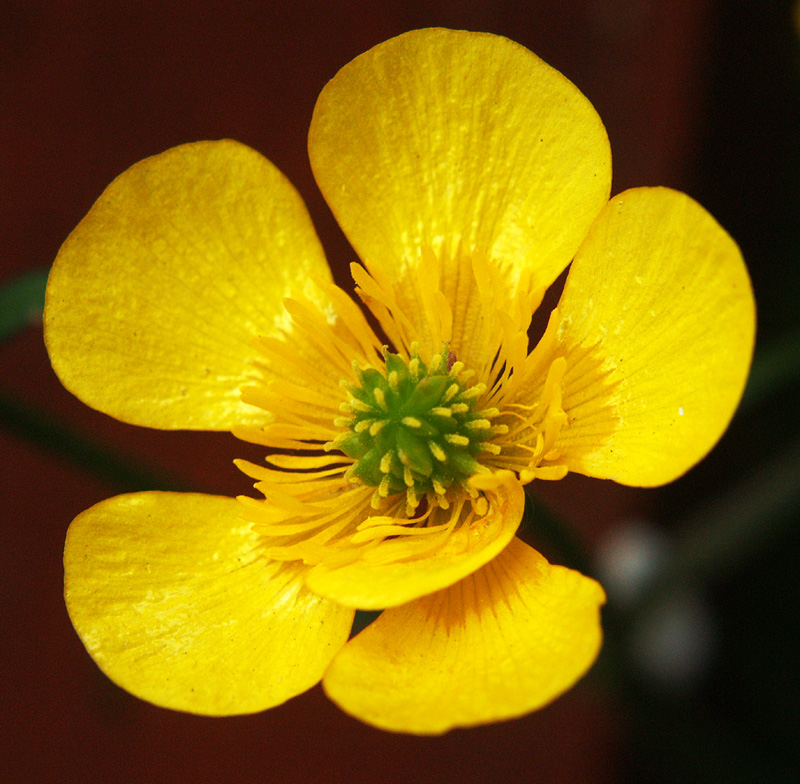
[304, 471, 525, 609]
[45, 140, 331, 430]
[309, 28, 610, 293]
[64, 492, 354, 715]
[553, 187, 755, 485]
[323, 537, 605, 734]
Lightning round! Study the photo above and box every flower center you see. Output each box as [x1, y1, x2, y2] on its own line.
[326, 344, 501, 510]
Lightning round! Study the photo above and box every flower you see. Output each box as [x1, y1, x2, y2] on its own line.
[45, 29, 755, 734]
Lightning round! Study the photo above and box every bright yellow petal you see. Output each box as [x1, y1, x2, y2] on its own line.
[323, 537, 605, 734]
[45, 140, 331, 430]
[64, 492, 354, 715]
[552, 187, 755, 485]
[304, 471, 525, 609]
[309, 28, 611, 293]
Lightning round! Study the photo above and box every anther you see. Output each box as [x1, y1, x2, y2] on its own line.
[369, 420, 387, 436]
[429, 441, 447, 462]
[460, 384, 486, 400]
[432, 479, 448, 496]
[444, 383, 460, 402]
[332, 343, 503, 504]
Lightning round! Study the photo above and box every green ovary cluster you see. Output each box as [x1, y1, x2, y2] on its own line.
[328, 345, 502, 506]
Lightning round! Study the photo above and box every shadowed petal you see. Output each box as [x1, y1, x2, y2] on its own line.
[305, 471, 525, 609]
[323, 537, 605, 733]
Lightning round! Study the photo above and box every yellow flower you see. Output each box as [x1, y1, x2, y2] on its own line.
[45, 29, 754, 734]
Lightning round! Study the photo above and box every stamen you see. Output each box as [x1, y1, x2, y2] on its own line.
[369, 420, 387, 436]
[444, 383, 460, 402]
[429, 441, 447, 461]
[329, 343, 503, 508]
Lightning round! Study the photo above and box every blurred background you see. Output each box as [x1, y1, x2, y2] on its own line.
[2, 1, 799, 782]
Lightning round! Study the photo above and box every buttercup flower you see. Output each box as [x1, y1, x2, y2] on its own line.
[45, 29, 754, 734]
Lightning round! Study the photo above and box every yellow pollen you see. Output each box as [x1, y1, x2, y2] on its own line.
[445, 433, 469, 446]
[402, 416, 423, 428]
[429, 441, 447, 461]
[443, 383, 460, 402]
[461, 384, 486, 400]
[369, 420, 387, 436]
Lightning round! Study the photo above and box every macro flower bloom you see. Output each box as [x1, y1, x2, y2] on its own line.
[45, 29, 755, 734]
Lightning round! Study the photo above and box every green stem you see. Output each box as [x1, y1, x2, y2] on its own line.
[0, 389, 197, 493]
[0, 269, 49, 341]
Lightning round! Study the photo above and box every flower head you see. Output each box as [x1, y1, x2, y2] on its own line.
[45, 29, 754, 733]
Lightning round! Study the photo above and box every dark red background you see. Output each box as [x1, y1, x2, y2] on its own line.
[3, 2, 799, 782]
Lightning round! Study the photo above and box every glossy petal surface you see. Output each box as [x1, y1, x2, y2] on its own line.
[45, 140, 330, 429]
[309, 28, 611, 292]
[65, 492, 354, 715]
[553, 187, 755, 485]
[323, 537, 605, 734]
